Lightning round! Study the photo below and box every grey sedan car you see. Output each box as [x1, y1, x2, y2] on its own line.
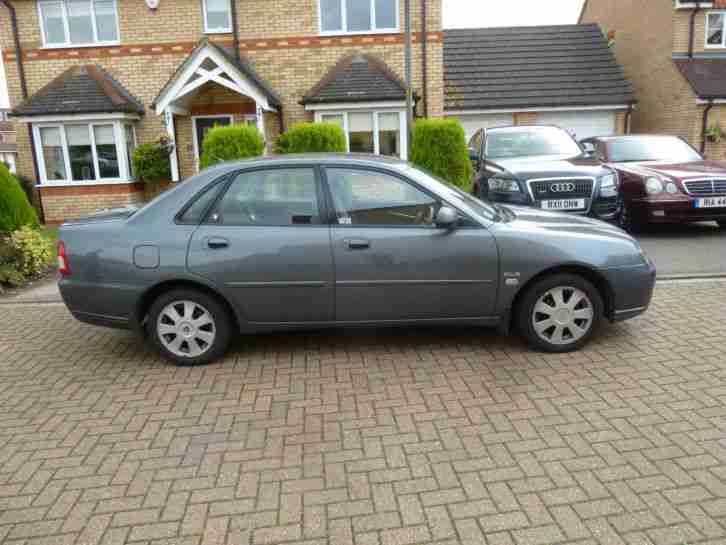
[58, 155, 656, 365]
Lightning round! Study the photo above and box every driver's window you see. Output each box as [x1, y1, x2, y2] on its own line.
[209, 168, 320, 226]
[326, 168, 438, 227]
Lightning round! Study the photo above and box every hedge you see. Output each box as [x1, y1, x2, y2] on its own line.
[200, 124, 265, 169]
[0, 163, 39, 234]
[409, 118, 473, 192]
[276, 122, 347, 154]
[132, 136, 172, 185]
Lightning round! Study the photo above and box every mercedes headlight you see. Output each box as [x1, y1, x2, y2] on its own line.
[645, 177, 664, 195]
[488, 178, 521, 192]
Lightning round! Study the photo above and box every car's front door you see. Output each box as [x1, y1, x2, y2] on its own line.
[323, 166, 499, 323]
[187, 166, 334, 325]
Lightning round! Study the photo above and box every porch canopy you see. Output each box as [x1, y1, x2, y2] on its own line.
[153, 39, 281, 180]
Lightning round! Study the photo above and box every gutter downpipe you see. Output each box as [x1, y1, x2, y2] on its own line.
[625, 103, 634, 134]
[1, 0, 45, 223]
[421, 0, 428, 118]
[701, 99, 713, 155]
[689, 2, 702, 58]
[229, 0, 241, 62]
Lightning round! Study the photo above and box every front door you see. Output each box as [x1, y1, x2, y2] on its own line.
[194, 116, 232, 168]
[187, 166, 334, 325]
[324, 167, 499, 323]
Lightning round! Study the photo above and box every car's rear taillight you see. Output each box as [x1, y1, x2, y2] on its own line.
[57, 241, 71, 276]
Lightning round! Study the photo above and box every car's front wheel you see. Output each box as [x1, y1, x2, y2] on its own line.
[517, 274, 603, 353]
[147, 289, 232, 366]
[718, 220, 726, 230]
[617, 202, 642, 232]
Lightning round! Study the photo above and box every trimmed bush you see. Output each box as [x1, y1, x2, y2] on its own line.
[8, 226, 54, 277]
[132, 136, 173, 185]
[200, 124, 265, 169]
[0, 163, 39, 234]
[276, 122, 347, 154]
[409, 119, 473, 191]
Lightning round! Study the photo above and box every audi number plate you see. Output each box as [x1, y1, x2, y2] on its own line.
[695, 196, 726, 208]
[541, 199, 586, 211]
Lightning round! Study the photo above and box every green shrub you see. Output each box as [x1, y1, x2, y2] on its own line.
[7, 226, 54, 277]
[0, 163, 39, 234]
[276, 122, 347, 154]
[132, 136, 172, 185]
[409, 118, 473, 191]
[200, 124, 265, 169]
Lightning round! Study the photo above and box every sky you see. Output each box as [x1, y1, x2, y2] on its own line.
[444, 0, 586, 29]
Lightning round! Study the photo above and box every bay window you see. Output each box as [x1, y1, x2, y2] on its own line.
[33, 120, 136, 185]
[707, 11, 726, 47]
[38, 0, 120, 47]
[319, 110, 405, 159]
[319, 0, 399, 35]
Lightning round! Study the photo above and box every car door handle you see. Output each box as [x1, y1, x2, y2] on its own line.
[344, 238, 371, 250]
[206, 237, 229, 249]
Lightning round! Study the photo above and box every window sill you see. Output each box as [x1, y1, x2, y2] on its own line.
[319, 29, 400, 37]
[36, 179, 137, 188]
[40, 41, 121, 50]
[204, 29, 233, 35]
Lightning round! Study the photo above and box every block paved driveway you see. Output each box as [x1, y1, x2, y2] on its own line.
[1, 282, 726, 545]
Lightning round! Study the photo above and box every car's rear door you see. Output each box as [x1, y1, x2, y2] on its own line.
[323, 166, 499, 323]
[187, 166, 334, 325]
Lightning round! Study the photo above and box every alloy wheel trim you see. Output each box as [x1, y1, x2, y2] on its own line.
[157, 300, 216, 358]
[531, 286, 594, 346]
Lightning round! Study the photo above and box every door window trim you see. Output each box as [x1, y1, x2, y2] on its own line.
[200, 165, 330, 228]
[320, 164, 477, 229]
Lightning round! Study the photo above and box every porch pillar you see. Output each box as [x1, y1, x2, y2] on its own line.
[255, 103, 267, 152]
[164, 109, 180, 182]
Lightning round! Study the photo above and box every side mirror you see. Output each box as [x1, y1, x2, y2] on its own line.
[468, 147, 480, 164]
[581, 142, 597, 158]
[435, 206, 459, 229]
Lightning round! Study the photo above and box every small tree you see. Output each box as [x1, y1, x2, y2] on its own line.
[200, 124, 265, 169]
[276, 122, 347, 154]
[409, 119, 473, 192]
[0, 163, 39, 234]
[132, 136, 172, 185]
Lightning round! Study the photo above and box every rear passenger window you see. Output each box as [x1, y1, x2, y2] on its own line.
[210, 168, 320, 226]
[179, 181, 225, 224]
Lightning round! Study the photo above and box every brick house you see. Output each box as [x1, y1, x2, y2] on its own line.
[0, 0, 443, 223]
[581, 0, 726, 159]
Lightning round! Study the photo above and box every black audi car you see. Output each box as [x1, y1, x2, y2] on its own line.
[469, 125, 621, 220]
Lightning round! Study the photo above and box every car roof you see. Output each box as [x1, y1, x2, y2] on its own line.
[586, 134, 681, 142]
[485, 124, 565, 132]
[206, 153, 408, 172]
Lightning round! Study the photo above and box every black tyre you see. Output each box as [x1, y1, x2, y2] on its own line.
[617, 202, 642, 233]
[718, 220, 726, 230]
[516, 274, 604, 353]
[146, 289, 232, 366]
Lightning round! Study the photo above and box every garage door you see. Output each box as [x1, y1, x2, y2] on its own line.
[536, 110, 617, 140]
[455, 114, 514, 141]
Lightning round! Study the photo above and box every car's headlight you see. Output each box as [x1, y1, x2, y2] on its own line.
[600, 173, 618, 197]
[488, 177, 521, 192]
[645, 177, 664, 195]
[665, 182, 679, 194]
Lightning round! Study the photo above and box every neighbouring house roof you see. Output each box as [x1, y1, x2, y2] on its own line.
[301, 53, 407, 105]
[444, 24, 636, 112]
[674, 59, 726, 99]
[153, 39, 282, 110]
[12, 65, 144, 117]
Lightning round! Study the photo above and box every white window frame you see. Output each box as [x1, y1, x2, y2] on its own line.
[314, 109, 407, 159]
[318, 0, 399, 36]
[706, 10, 726, 48]
[32, 119, 135, 186]
[202, 0, 232, 34]
[37, 0, 121, 48]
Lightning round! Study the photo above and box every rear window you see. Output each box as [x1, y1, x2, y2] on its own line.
[178, 182, 226, 224]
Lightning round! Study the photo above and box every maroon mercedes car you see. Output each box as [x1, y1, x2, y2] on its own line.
[580, 135, 726, 230]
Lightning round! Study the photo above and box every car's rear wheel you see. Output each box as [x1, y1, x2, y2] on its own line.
[517, 274, 604, 353]
[147, 289, 232, 366]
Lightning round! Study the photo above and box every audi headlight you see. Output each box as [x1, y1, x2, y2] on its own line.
[645, 177, 664, 195]
[488, 178, 521, 193]
[600, 173, 618, 197]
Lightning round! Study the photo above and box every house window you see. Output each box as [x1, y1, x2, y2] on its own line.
[33, 120, 135, 185]
[203, 0, 232, 33]
[38, 0, 119, 47]
[319, 110, 404, 158]
[707, 11, 726, 47]
[319, 0, 398, 35]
